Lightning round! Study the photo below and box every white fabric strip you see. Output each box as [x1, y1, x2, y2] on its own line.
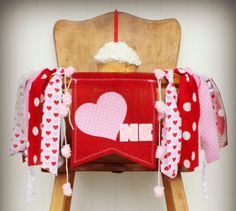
[160, 70, 182, 178]
[41, 74, 62, 175]
[10, 72, 35, 156]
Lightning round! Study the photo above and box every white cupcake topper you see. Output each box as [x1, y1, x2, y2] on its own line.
[94, 10, 142, 66]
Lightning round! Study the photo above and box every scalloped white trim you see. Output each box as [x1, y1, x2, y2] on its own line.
[94, 41, 142, 66]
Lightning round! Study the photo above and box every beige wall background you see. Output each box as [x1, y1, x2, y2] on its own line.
[0, 0, 235, 211]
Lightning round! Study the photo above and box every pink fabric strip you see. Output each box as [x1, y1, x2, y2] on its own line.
[198, 76, 220, 163]
[208, 78, 228, 148]
[41, 74, 62, 175]
[160, 70, 182, 178]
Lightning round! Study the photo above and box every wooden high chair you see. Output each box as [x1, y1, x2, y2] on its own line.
[51, 11, 188, 211]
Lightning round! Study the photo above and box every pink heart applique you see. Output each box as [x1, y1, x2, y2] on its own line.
[75, 92, 127, 140]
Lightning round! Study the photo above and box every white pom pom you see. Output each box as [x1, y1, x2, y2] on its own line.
[156, 146, 166, 159]
[158, 113, 165, 121]
[58, 104, 69, 117]
[202, 187, 208, 193]
[63, 182, 72, 196]
[201, 181, 207, 188]
[61, 144, 71, 158]
[30, 176, 36, 182]
[155, 101, 166, 114]
[202, 175, 208, 180]
[154, 69, 165, 80]
[154, 185, 164, 198]
[62, 92, 72, 106]
[65, 66, 75, 77]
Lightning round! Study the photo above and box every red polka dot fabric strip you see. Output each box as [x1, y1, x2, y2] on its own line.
[175, 68, 200, 171]
[27, 69, 56, 166]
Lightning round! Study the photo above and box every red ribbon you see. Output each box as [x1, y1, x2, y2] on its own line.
[114, 9, 119, 42]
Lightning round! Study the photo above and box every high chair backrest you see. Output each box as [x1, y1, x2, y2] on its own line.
[53, 11, 181, 72]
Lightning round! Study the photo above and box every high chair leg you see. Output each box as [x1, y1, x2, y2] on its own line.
[162, 173, 188, 211]
[50, 172, 75, 211]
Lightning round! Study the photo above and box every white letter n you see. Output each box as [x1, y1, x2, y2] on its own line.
[120, 124, 138, 142]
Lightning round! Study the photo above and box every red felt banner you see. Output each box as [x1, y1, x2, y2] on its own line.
[70, 72, 158, 169]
